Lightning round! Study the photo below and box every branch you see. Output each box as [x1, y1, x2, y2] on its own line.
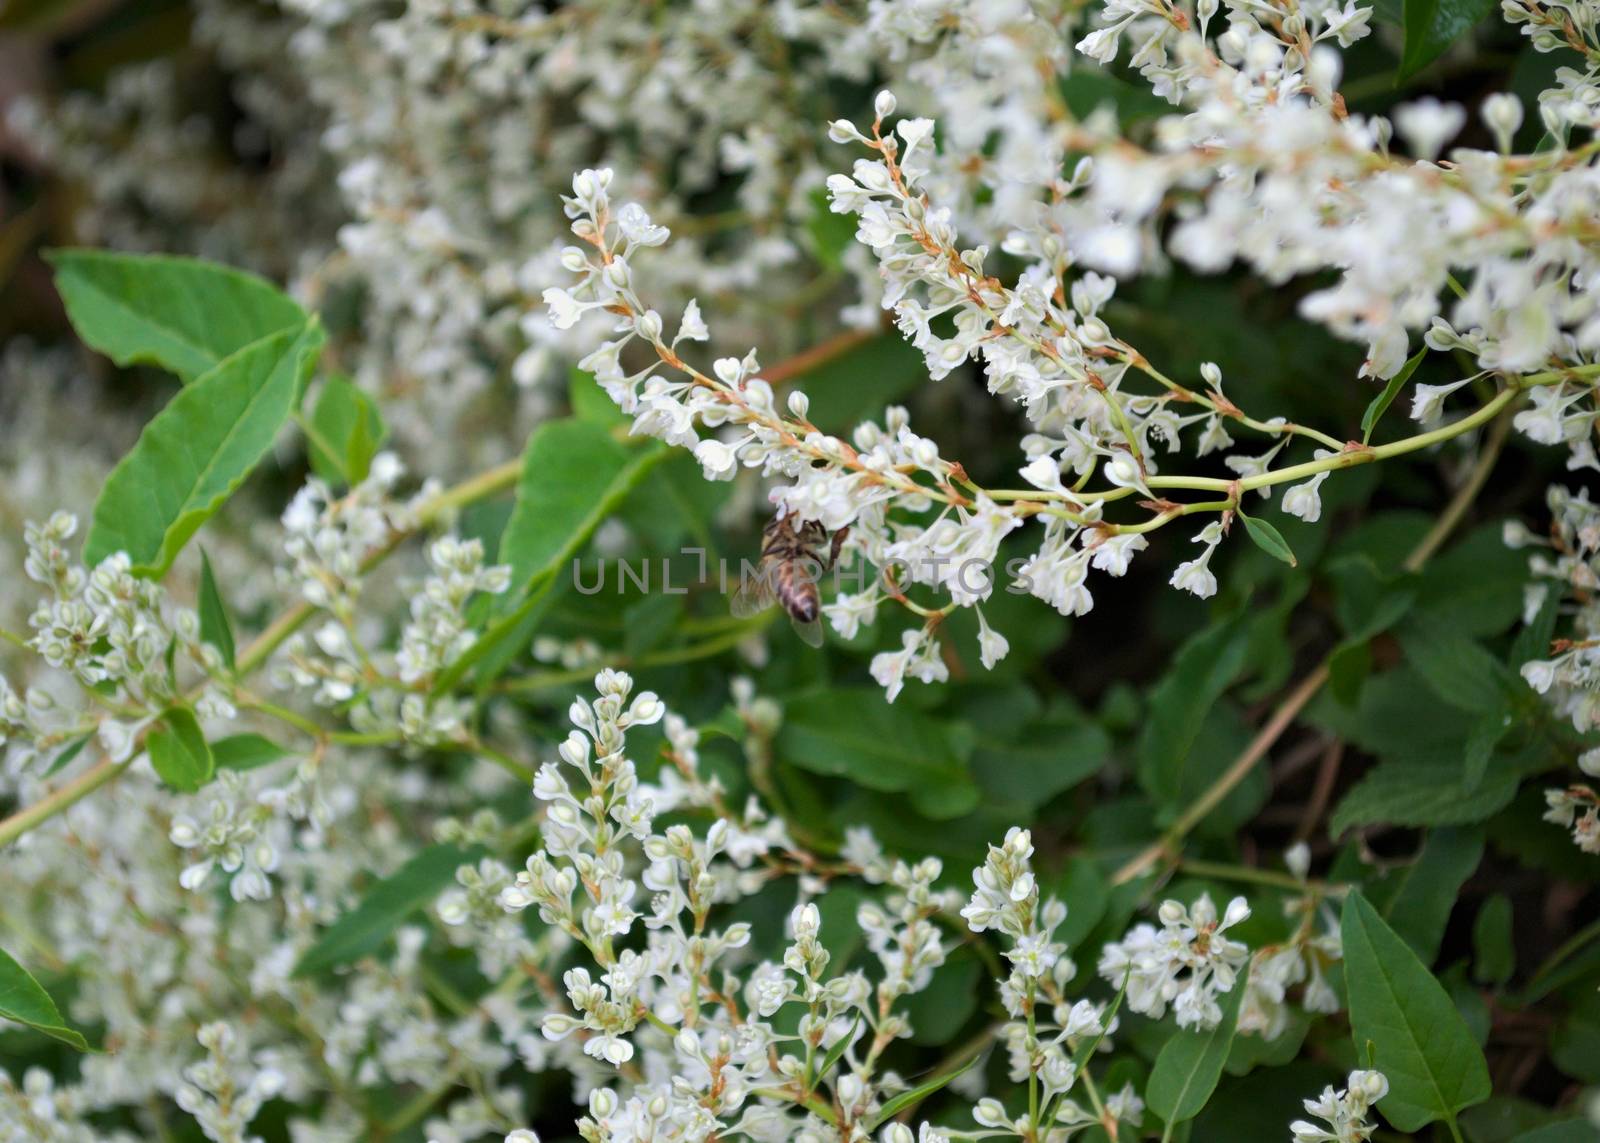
[1110, 397, 1521, 886]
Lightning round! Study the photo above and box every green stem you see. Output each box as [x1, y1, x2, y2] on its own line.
[382, 1058, 469, 1133]
[1522, 917, 1600, 1001]
[1110, 396, 1519, 886]
[497, 613, 775, 693]
[0, 757, 131, 848]
[238, 696, 325, 739]
[1179, 858, 1345, 896]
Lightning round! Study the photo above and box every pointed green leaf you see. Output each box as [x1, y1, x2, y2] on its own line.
[1137, 613, 1253, 813]
[1472, 894, 1514, 986]
[813, 1013, 861, 1086]
[1398, 618, 1517, 714]
[0, 947, 91, 1051]
[306, 374, 387, 485]
[865, 1051, 983, 1130]
[500, 419, 663, 596]
[569, 369, 629, 428]
[293, 843, 481, 977]
[147, 706, 214, 793]
[1341, 890, 1490, 1131]
[1461, 713, 1508, 791]
[197, 549, 236, 671]
[42, 732, 93, 777]
[1328, 637, 1372, 707]
[1239, 511, 1297, 567]
[1511, 582, 1562, 668]
[1331, 759, 1518, 835]
[1399, 0, 1498, 82]
[212, 733, 292, 771]
[1371, 827, 1484, 962]
[1360, 347, 1428, 443]
[84, 322, 324, 578]
[47, 249, 307, 383]
[429, 423, 666, 696]
[1147, 963, 1250, 1125]
[776, 689, 980, 820]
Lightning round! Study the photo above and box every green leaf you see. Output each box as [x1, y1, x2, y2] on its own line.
[1510, 580, 1562, 668]
[294, 843, 481, 977]
[1360, 347, 1427, 443]
[1049, 857, 1110, 950]
[899, 952, 981, 1045]
[812, 1013, 861, 1086]
[972, 713, 1110, 812]
[0, 947, 91, 1051]
[42, 732, 93, 778]
[147, 706, 214, 793]
[197, 549, 236, 671]
[806, 187, 858, 272]
[1552, 989, 1600, 1083]
[429, 428, 666, 697]
[569, 369, 629, 428]
[1146, 963, 1250, 1125]
[84, 322, 325, 578]
[47, 249, 307, 383]
[1416, 523, 1531, 637]
[1137, 614, 1253, 814]
[212, 733, 292, 771]
[1238, 511, 1297, 567]
[1472, 894, 1514, 986]
[1328, 638, 1372, 707]
[1370, 827, 1484, 962]
[500, 420, 662, 598]
[1330, 759, 1518, 835]
[1398, 617, 1517, 714]
[865, 1051, 982, 1131]
[776, 688, 980, 819]
[1341, 890, 1490, 1131]
[1399, 0, 1498, 82]
[1326, 554, 1418, 642]
[1058, 67, 1175, 126]
[1462, 713, 1508, 791]
[305, 374, 387, 485]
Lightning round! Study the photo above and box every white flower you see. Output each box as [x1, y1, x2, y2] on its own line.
[976, 608, 1010, 670]
[693, 438, 738, 480]
[1291, 1069, 1387, 1142]
[1394, 98, 1466, 161]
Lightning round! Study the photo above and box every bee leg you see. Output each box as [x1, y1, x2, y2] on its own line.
[827, 525, 850, 570]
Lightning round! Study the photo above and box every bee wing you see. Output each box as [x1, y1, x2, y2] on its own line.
[731, 566, 776, 618]
[790, 614, 825, 648]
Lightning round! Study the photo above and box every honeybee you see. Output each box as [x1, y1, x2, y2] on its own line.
[731, 515, 849, 647]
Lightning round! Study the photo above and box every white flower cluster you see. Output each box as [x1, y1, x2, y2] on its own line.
[546, 0, 1600, 700]
[1098, 892, 1252, 1030]
[961, 828, 1128, 1139]
[277, 454, 433, 618]
[1239, 846, 1344, 1039]
[175, 1022, 287, 1143]
[479, 673, 1265, 1142]
[0, 511, 235, 781]
[10, 0, 1101, 486]
[1290, 1069, 1389, 1143]
[277, 504, 511, 747]
[1512, 487, 1600, 852]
